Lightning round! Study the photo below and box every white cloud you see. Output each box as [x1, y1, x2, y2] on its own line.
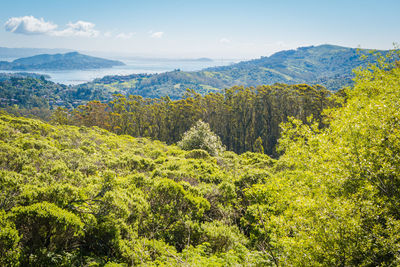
[51, 21, 99, 37]
[116, 32, 135, 39]
[5, 16, 99, 37]
[5, 16, 57, 35]
[220, 38, 231, 44]
[150, 31, 164, 38]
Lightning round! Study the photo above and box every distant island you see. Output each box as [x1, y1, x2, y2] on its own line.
[0, 52, 125, 70]
[188, 57, 213, 62]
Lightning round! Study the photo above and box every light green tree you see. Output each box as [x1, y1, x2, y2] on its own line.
[178, 120, 225, 156]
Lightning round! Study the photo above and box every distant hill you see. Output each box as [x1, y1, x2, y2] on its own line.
[0, 52, 125, 70]
[205, 44, 366, 86]
[78, 44, 387, 99]
[191, 57, 213, 62]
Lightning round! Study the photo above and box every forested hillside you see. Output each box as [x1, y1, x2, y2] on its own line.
[54, 83, 333, 156]
[0, 74, 335, 156]
[77, 44, 385, 99]
[0, 45, 384, 117]
[0, 72, 51, 81]
[1, 52, 400, 266]
[0, 76, 112, 119]
[0, 113, 276, 266]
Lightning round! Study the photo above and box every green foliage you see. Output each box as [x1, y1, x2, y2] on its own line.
[242, 50, 400, 265]
[199, 221, 247, 253]
[0, 210, 20, 267]
[1, 51, 399, 265]
[178, 120, 225, 156]
[253, 136, 264, 154]
[10, 202, 83, 265]
[58, 83, 332, 156]
[185, 149, 210, 159]
[0, 76, 113, 121]
[0, 112, 274, 265]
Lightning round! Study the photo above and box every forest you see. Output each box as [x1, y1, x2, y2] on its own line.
[0, 51, 400, 266]
[0, 73, 335, 156]
[53, 83, 334, 156]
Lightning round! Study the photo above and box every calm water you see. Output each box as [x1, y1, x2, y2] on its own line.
[0, 57, 237, 85]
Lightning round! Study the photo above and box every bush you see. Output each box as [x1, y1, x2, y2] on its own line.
[185, 149, 210, 159]
[199, 221, 248, 253]
[10, 202, 83, 265]
[178, 120, 225, 156]
[0, 211, 20, 267]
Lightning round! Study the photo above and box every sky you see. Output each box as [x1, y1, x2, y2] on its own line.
[1, 0, 399, 59]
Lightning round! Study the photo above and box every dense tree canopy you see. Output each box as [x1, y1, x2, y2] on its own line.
[54, 83, 333, 156]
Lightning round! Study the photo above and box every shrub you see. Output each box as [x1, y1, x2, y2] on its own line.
[185, 149, 210, 159]
[10, 202, 83, 265]
[178, 120, 225, 156]
[0, 211, 20, 267]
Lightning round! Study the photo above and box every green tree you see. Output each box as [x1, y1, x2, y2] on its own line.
[253, 136, 264, 154]
[178, 120, 225, 156]
[247, 50, 400, 265]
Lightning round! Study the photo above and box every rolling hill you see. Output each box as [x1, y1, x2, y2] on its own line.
[0, 52, 125, 70]
[79, 44, 386, 99]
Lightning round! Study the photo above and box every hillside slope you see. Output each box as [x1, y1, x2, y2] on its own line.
[0, 113, 274, 265]
[205, 44, 367, 86]
[79, 44, 385, 99]
[0, 76, 111, 111]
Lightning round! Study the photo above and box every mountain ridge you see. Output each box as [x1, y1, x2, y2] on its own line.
[0, 52, 125, 70]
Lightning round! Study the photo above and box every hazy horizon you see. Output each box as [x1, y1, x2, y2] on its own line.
[0, 42, 395, 63]
[0, 46, 243, 61]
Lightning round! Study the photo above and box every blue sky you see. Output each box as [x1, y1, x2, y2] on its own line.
[1, 0, 399, 58]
